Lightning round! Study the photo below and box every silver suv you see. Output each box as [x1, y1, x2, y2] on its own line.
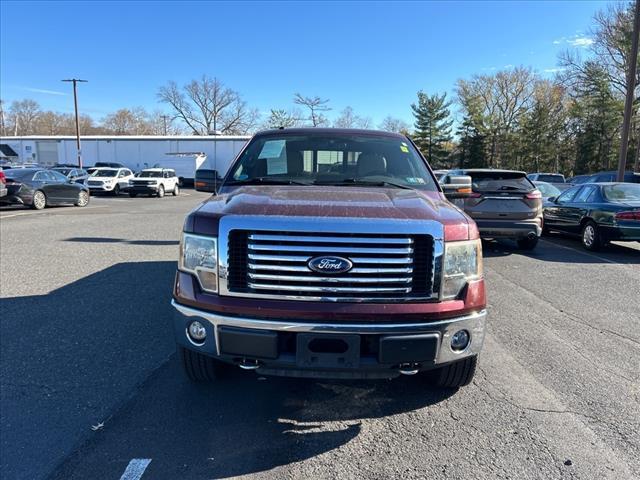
[442, 169, 543, 249]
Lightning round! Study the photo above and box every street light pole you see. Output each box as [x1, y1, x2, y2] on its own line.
[616, 0, 640, 180]
[62, 78, 88, 168]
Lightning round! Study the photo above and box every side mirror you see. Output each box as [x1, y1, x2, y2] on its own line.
[194, 169, 220, 194]
[442, 175, 473, 199]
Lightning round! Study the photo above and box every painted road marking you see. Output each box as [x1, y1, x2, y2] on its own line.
[119, 459, 151, 480]
[540, 238, 638, 270]
[0, 205, 108, 219]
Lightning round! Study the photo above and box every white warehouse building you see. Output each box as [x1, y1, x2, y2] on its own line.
[0, 135, 250, 181]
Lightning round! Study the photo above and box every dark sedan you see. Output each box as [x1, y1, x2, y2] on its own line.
[543, 182, 640, 250]
[0, 168, 90, 210]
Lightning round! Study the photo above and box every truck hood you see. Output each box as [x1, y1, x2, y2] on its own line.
[187, 186, 476, 240]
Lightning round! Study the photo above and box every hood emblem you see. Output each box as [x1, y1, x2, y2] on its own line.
[307, 256, 353, 274]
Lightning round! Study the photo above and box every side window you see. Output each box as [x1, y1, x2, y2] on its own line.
[574, 186, 595, 203]
[557, 187, 580, 204]
[164, 171, 170, 178]
[49, 170, 68, 182]
[33, 171, 47, 181]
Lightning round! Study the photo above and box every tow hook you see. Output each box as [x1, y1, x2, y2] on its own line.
[398, 363, 420, 375]
[238, 358, 261, 370]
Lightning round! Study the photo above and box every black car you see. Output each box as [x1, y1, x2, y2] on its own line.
[0, 168, 90, 210]
[94, 162, 127, 169]
[52, 167, 90, 184]
[543, 182, 640, 250]
[569, 171, 640, 184]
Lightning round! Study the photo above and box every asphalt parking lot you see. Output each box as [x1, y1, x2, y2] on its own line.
[1, 191, 639, 480]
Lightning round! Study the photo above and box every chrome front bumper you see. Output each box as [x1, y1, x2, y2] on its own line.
[172, 300, 487, 375]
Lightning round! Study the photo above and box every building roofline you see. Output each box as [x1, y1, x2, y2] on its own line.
[0, 135, 251, 141]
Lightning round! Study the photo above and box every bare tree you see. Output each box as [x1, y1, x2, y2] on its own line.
[293, 93, 331, 127]
[158, 76, 257, 135]
[7, 99, 41, 135]
[102, 107, 151, 135]
[265, 109, 304, 129]
[332, 106, 371, 129]
[379, 116, 411, 134]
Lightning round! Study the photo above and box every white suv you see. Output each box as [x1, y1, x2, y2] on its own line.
[87, 168, 134, 195]
[128, 168, 180, 198]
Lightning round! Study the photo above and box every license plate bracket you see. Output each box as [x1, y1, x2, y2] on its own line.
[296, 333, 360, 369]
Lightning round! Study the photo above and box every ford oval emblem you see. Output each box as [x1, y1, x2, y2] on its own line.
[307, 256, 353, 274]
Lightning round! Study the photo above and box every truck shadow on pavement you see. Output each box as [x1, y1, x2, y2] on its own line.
[0, 261, 178, 480]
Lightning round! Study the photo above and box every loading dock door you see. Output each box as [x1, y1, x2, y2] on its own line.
[37, 141, 59, 166]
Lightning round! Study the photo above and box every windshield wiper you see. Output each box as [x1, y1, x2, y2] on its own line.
[224, 177, 312, 186]
[314, 178, 414, 190]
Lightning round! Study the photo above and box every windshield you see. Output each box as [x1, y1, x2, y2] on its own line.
[602, 184, 640, 202]
[225, 133, 438, 190]
[91, 169, 118, 177]
[534, 182, 561, 197]
[536, 174, 564, 183]
[54, 168, 72, 175]
[5, 169, 37, 181]
[138, 171, 163, 178]
[467, 171, 534, 192]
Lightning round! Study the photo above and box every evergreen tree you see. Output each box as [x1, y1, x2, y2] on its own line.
[411, 91, 453, 167]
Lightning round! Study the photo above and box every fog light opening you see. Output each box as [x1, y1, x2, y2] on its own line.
[451, 330, 470, 352]
[186, 321, 207, 345]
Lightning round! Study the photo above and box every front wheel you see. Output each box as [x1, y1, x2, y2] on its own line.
[433, 356, 477, 388]
[31, 190, 46, 210]
[112, 184, 120, 196]
[179, 346, 227, 382]
[75, 190, 89, 207]
[581, 221, 602, 251]
[157, 185, 165, 198]
[172, 184, 180, 196]
[517, 236, 539, 250]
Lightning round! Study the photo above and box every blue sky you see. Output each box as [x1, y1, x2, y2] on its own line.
[0, 0, 611, 126]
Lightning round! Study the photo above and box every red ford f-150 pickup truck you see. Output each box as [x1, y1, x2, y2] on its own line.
[172, 128, 486, 388]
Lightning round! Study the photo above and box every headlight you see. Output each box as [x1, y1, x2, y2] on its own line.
[179, 233, 218, 293]
[441, 239, 482, 300]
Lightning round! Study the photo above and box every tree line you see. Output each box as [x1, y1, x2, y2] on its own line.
[1, 2, 637, 175]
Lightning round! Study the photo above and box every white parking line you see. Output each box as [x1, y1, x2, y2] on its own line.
[540, 238, 632, 266]
[0, 205, 108, 219]
[119, 459, 151, 480]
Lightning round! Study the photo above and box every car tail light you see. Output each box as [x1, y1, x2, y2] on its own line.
[615, 210, 640, 221]
[525, 190, 542, 199]
[195, 181, 206, 188]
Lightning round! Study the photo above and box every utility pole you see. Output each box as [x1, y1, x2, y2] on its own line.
[160, 115, 169, 135]
[62, 78, 88, 168]
[617, 0, 640, 180]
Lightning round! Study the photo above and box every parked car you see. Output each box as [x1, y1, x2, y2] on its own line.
[93, 162, 127, 169]
[566, 174, 592, 185]
[0, 169, 7, 199]
[87, 167, 134, 195]
[127, 168, 180, 197]
[533, 181, 562, 200]
[194, 168, 223, 193]
[86, 167, 99, 176]
[0, 168, 90, 209]
[441, 169, 542, 249]
[172, 128, 486, 388]
[582, 171, 640, 184]
[527, 173, 566, 183]
[543, 182, 640, 250]
[52, 167, 90, 185]
[433, 169, 449, 183]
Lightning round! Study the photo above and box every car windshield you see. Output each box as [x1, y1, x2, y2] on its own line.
[536, 174, 564, 183]
[468, 171, 534, 192]
[138, 171, 163, 178]
[534, 182, 561, 197]
[225, 133, 438, 190]
[5, 169, 37, 181]
[602, 184, 640, 202]
[54, 168, 72, 175]
[91, 169, 118, 177]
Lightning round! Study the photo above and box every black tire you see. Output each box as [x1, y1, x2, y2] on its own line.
[31, 190, 46, 210]
[581, 220, 602, 251]
[517, 236, 539, 250]
[434, 356, 477, 388]
[179, 346, 225, 382]
[173, 184, 180, 196]
[129, 192, 137, 198]
[157, 184, 165, 198]
[75, 190, 89, 207]
[112, 184, 120, 196]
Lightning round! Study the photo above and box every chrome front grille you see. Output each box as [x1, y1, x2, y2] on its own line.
[225, 229, 436, 302]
